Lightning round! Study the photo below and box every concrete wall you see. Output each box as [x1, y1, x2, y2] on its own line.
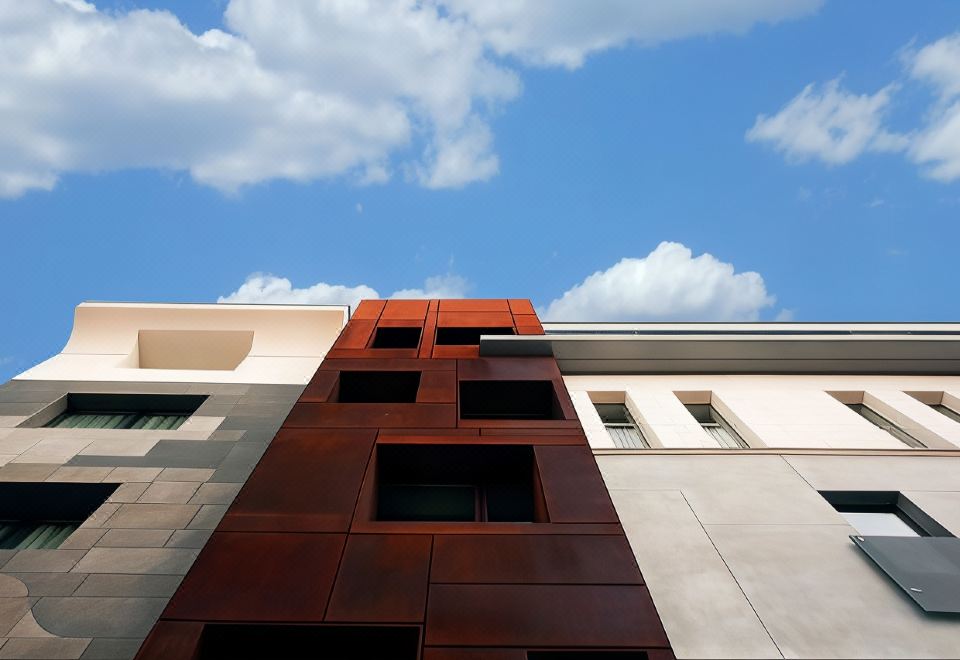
[0, 379, 302, 659]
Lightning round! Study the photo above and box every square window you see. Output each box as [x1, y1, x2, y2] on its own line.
[371, 327, 422, 349]
[459, 380, 561, 420]
[0, 482, 118, 550]
[33, 393, 206, 431]
[336, 371, 421, 403]
[375, 444, 542, 523]
[435, 326, 515, 345]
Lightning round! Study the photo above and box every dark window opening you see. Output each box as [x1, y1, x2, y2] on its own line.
[337, 371, 421, 403]
[460, 380, 561, 420]
[198, 624, 420, 660]
[684, 403, 747, 449]
[436, 326, 515, 345]
[376, 444, 541, 523]
[820, 491, 951, 537]
[0, 482, 118, 550]
[371, 327, 422, 349]
[528, 653, 648, 660]
[594, 402, 649, 449]
[845, 403, 925, 448]
[43, 393, 206, 431]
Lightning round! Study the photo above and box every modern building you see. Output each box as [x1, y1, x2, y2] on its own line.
[1, 303, 959, 659]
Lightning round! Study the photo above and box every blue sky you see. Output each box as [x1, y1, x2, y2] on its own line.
[1, 0, 959, 381]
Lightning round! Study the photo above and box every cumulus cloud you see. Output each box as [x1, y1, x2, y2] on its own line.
[0, 0, 822, 198]
[542, 241, 775, 321]
[749, 31, 960, 183]
[746, 79, 907, 165]
[218, 272, 468, 308]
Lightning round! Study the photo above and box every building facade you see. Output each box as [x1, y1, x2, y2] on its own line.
[0, 304, 959, 658]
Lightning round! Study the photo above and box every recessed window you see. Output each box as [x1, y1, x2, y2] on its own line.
[846, 403, 925, 448]
[460, 380, 560, 420]
[371, 327, 422, 349]
[528, 653, 649, 660]
[198, 624, 419, 660]
[684, 403, 747, 449]
[931, 403, 960, 424]
[337, 371, 421, 403]
[375, 444, 541, 523]
[594, 403, 649, 449]
[36, 393, 206, 431]
[435, 326, 515, 345]
[0, 483, 118, 550]
[820, 491, 949, 538]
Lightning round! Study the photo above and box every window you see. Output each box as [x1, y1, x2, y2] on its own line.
[371, 327, 422, 349]
[931, 403, 960, 424]
[38, 393, 205, 431]
[198, 624, 419, 660]
[0, 482, 118, 550]
[594, 403, 649, 449]
[460, 380, 561, 420]
[846, 403, 925, 448]
[820, 491, 949, 538]
[684, 403, 747, 448]
[337, 371, 421, 403]
[375, 444, 542, 523]
[435, 326, 515, 345]
[528, 653, 648, 660]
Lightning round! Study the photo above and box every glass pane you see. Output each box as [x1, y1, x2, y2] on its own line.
[377, 484, 476, 521]
[932, 404, 960, 424]
[841, 511, 920, 537]
[848, 404, 925, 448]
[606, 425, 648, 449]
[595, 403, 630, 424]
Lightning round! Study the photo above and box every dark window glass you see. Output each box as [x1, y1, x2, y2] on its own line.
[0, 482, 118, 550]
[459, 380, 559, 420]
[371, 327, 422, 349]
[199, 624, 420, 660]
[435, 326, 515, 345]
[337, 371, 421, 403]
[42, 393, 205, 431]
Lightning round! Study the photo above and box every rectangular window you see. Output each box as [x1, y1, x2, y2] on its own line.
[0, 482, 118, 550]
[820, 491, 950, 537]
[684, 403, 747, 448]
[594, 403, 649, 449]
[931, 403, 960, 424]
[459, 380, 560, 420]
[435, 326, 515, 346]
[846, 403, 925, 448]
[528, 653, 649, 660]
[371, 327, 422, 349]
[198, 624, 420, 660]
[40, 393, 206, 431]
[337, 371, 421, 403]
[375, 444, 541, 523]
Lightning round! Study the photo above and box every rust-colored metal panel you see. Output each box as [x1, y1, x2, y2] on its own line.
[419, 303, 439, 359]
[535, 446, 619, 523]
[507, 299, 536, 316]
[382, 300, 430, 321]
[431, 535, 642, 585]
[425, 584, 670, 648]
[333, 319, 376, 349]
[350, 521, 624, 536]
[319, 358, 456, 372]
[439, 300, 511, 312]
[431, 345, 481, 359]
[378, 428, 480, 438]
[220, 429, 374, 532]
[285, 403, 458, 429]
[135, 621, 203, 660]
[416, 371, 457, 403]
[513, 315, 544, 334]
[457, 357, 561, 381]
[437, 311, 515, 327]
[164, 532, 344, 622]
[299, 370, 339, 403]
[327, 535, 432, 623]
[424, 649, 524, 660]
[353, 299, 386, 320]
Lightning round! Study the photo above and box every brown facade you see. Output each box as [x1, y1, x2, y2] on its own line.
[137, 300, 672, 659]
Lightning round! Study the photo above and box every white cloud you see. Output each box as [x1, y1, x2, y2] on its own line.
[908, 33, 960, 182]
[0, 0, 823, 198]
[746, 79, 907, 165]
[218, 272, 468, 308]
[542, 241, 775, 321]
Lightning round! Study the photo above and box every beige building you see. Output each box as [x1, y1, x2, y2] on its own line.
[484, 322, 960, 659]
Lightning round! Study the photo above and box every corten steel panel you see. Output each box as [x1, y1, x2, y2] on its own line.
[326, 535, 432, 623]
[416, 371, 458, 403]
[136, 621, 204, 660]
[285, 403, 458, 428]
[140, 299, 671, 660]
[438, 311, 515, 327]
[431, 535, 643, 585]
[382, 299, 430, 321]
[425, 584, 671, 648]
[163, 532, 344, 622]
[508, 299, 536, 315]
[535, 445, 620, 523]
[353, 299, 386, 320]
[439, 300, 511, 312]
[333, 318, 377, 349]
[219, 429, 375, 532]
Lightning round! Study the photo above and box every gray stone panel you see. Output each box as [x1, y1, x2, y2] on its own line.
[33, 597, 166, 638]
[73, 548, 198, 575]
[80, 639, 142, 660]
[0, 637, 91, 659]
[74, 575, 183, 598]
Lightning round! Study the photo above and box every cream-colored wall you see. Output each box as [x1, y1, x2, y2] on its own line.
[16, 303, 349, 385]
[566, 374, 960, 450]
